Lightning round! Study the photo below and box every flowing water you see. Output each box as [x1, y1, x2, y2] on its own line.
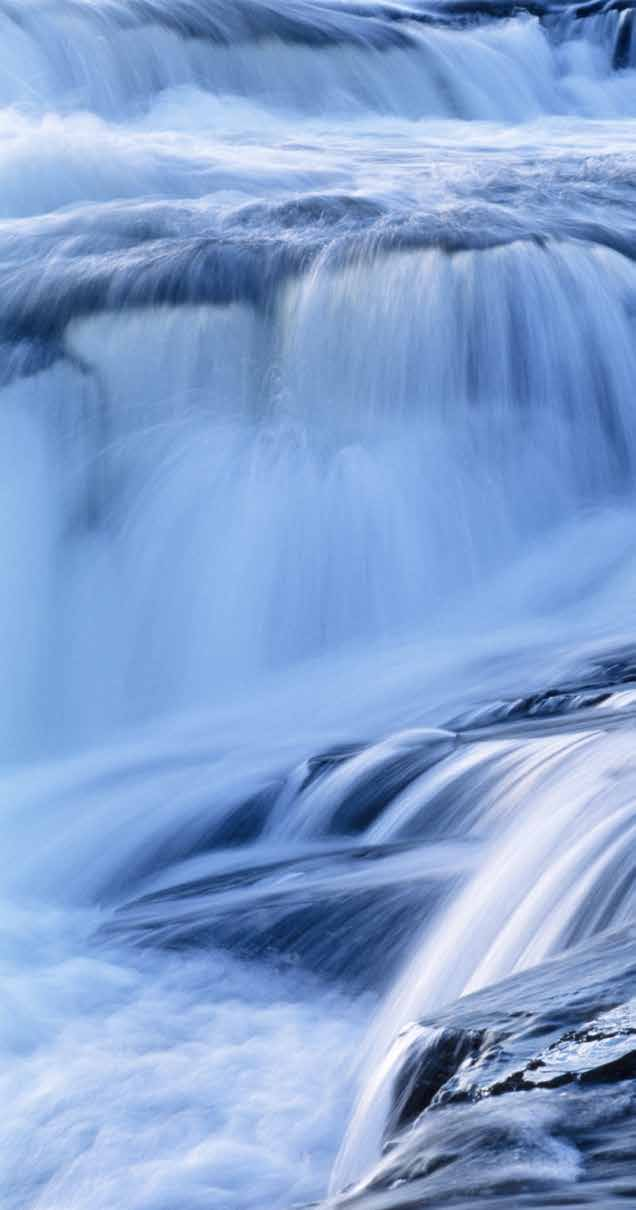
[3, 1, 636, 1207]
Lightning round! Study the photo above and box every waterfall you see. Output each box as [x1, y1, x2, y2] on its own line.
[3, 2, 636, 1208]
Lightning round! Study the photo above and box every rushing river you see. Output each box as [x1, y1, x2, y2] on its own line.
[3, 2, 636, 1207]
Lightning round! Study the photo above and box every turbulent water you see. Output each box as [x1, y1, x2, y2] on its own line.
[4, 1, 636, 1207]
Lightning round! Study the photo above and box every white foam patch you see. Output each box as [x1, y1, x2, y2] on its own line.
[1, 908, 369, 1210]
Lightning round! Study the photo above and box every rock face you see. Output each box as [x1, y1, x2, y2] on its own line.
[329, 928, 636, 1208]
[497, 1005, 636, 1093]
[388, 1000, 636, 1119]
[386, 1026, 487, 1135]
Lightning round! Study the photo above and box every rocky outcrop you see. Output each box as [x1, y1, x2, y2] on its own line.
[330, 928, 636, 1207]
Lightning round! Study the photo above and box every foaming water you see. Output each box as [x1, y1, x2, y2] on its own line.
[4, 0, 636, 1207]
[1, 905, 366, 1210]
[4, 235, 636, 758]
[6, 0, 636, 120]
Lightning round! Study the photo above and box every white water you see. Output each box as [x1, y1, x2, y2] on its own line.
[331, 725, 636, 1192]
[4, 1, 636, 1207]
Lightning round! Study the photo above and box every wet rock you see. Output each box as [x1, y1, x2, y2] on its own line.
[387, 972, 636, 1130]
[450, 685, 612, 729]
[517, 1002, 636, 1090]
[329, 931, 636, 1207]
[386, 1026, 486, 1134]
[449, 643, 636, 733]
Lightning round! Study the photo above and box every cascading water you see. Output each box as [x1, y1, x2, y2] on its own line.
[3, 2, 636, 1207]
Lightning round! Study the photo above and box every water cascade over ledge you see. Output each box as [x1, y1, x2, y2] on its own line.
[3, 2, 636, 1208]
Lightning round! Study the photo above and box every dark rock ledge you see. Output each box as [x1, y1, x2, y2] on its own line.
[330, 928, 636, 1208]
